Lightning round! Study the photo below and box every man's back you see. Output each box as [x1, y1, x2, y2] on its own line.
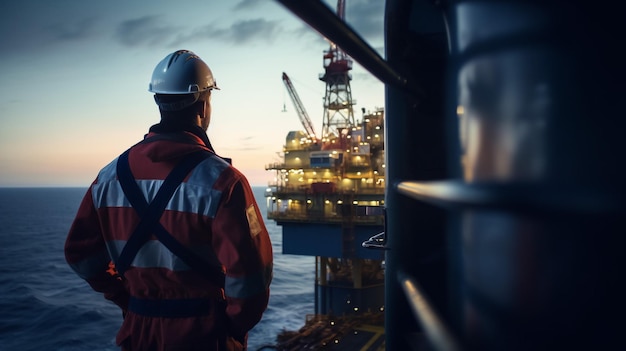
[66, 128, 273, 351]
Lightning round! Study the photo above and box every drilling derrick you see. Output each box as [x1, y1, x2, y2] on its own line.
[319, 0, 355, 145]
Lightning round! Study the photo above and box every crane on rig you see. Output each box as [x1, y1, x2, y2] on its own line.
[282, 72, 318, 141]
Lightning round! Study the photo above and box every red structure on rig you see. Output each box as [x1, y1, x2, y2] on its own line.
[319, 0, 356, 146]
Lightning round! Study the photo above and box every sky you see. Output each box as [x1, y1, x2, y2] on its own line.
[0, 0, 385, 187]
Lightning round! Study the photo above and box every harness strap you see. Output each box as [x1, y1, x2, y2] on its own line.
[128, 296, 213, 318]
[114, 148, 226, 287]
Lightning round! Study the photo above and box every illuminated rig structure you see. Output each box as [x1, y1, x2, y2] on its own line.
[265, 0, 385, 318]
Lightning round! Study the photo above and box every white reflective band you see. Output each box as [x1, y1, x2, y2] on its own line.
[106, 240, 193, 271]
[107, 240, 220, 273]
[92, 156, 229, 218]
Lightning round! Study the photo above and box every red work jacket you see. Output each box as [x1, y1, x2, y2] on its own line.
[65, 128, 273, 351]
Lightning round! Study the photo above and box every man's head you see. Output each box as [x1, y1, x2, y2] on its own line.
[149, 50, 218, 130]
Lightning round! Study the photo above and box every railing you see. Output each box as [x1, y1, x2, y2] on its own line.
[268, 185, 385, 196]
[268, 210, 384, 225]
[265, 162, 286, 170]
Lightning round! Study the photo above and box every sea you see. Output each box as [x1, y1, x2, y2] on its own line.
[0, 187, 315, 351]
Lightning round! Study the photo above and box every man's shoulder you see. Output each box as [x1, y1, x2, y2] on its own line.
[94, 155, 123, 184]
[186, 153, 239, 186]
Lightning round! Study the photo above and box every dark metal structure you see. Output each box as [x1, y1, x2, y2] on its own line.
[275, 0, 625, 350]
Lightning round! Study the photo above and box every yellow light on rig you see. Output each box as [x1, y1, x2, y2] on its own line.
[337, 200, 343, 204]
[352, 201, 358, 205]
[457, 105, 465, 115]
[325, 200, 330, 204]
[307, 199, 312, 204]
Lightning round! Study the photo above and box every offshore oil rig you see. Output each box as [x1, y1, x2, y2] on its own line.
[273, 0, 625, 350]
[265, 0, 386, 348]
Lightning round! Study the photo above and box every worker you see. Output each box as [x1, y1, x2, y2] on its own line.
[65, 49, 273, 351]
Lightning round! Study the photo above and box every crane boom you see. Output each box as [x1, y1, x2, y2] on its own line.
[282, 72, 317, 140]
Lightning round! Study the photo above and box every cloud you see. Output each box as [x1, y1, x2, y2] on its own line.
[0, 1, 103, 52]
[114, 15, 281, 48]
[0, 16, 99, 52]
[233, 0, 264, 11]
[115, 15, 182, 47]
[345, 0, 384, 42]
[230, 19, 282, 44]
[46, 17, 98, 41]
[182, 18, 281, 45]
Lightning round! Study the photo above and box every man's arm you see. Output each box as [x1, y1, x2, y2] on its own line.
[65, 184, 129, 311]
[211, 178, 273, 339]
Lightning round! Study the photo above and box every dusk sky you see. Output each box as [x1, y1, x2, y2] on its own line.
[0, 0, 385, 187]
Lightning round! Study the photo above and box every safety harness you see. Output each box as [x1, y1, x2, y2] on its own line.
[114, 146, 226, 317]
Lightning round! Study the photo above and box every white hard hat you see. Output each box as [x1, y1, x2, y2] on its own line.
[149, 50, 219, 94]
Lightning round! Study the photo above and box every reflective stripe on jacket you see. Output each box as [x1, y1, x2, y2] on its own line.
[65, 129, 273, 351]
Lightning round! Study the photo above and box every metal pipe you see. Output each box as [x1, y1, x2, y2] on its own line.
[398, 270, 461, 351]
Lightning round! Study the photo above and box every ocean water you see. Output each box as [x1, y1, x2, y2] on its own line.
[0, 187, 314, 351]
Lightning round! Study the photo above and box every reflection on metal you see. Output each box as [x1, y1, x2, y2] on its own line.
[398, 271, 461, 351]
[361, 231, 389, 250]
[397, 180, 622, 214]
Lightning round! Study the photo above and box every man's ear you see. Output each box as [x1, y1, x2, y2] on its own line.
[196, 100, 206, 117]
